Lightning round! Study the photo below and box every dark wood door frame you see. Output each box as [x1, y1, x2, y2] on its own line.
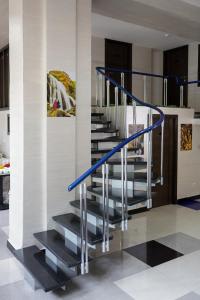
[164, 45, 188, 107]
[105, 39, 132, 105]
[152, 114, 178, 207]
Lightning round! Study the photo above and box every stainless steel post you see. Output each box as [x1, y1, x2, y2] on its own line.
[100, 74, 103, 109]
[80, 184, 85, 275]
[124, 147, 128, 230]
[124, 94, 127, 138]
[96, 72, 99, 107]
[144, 75, 147, 103]
[105, 164, 110, 252]
[121, 72, 125, 103]
[147, 109, 152, 209]
[164, 78, 168, 106]
[180, 85, 184, 107]
[115, 87, 119, 130]
[133, 100, 136, 125]
[83, 183, 88, 273]
[121, 148, 125, 231]
[102, 164, 106, 253]
[106, 80, 110, 121]
[160, 121, 164, 186]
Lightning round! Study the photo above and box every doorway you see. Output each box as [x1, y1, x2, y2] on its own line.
[164, 45, 188, 107]
[105, 39, 132, 105]
[152, 115, 178, 207]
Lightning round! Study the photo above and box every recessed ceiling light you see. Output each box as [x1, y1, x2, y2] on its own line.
[164, 33, 169, 37]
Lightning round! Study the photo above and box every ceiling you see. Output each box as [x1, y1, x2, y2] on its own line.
[93, 0, 200, 43]
[92, 13, 192, 50]
[0, 0, 8, 49]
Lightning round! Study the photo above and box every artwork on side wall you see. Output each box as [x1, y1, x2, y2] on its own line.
[47, 71, 76, 117]
[181, 124, 192, 151]
[128, 124, 144, 155]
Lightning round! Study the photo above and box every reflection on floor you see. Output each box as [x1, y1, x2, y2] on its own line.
[2, 205, 200, 299]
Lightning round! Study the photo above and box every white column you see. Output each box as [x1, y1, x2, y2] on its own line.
[9, 0, 46, 248]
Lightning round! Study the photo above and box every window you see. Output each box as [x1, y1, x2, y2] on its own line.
[0, 45, 9, 109]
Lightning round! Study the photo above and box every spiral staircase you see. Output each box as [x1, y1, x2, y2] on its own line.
[8, 67, 166, 292]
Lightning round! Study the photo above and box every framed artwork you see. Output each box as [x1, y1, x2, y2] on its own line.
[47, 71, 76, 117]
[181, 124, 192, 151]
[128, 124, 144, 155]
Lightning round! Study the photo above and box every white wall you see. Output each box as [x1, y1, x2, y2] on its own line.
[91, 36, 163, 105]
[0, 110, 9, 157]
[188, 42, 200, 112]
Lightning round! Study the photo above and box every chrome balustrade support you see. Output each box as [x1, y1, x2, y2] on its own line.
[144, 75, 147, 103]
[133, 100, 136, 126]
[160, 121, 164, 186]
[121, 148, 125, 231]
[164, 78, 168, 106]
[83, 183, 88, 274]
[105, 164, 110, 252]
[124, 147, 128, 230]
[100, 74, 103, 109]
[102, 164, 106, 253]
[147, 109, 152, 209]
[96, 72, 99, 107]
[121, 72, 125, 103]
[80, 184, 85, 275]
[115, 87, 119, 130]
[124, 94, 128, 138]
[106, 80, 110, 121]
[180, 85, 184, 107]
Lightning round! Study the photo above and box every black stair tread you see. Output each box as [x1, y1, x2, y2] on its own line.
[70, 199, 130, 224]
[91, 128, 119, 133]
[34, 230, 83, 268]
[91, 120, 111, 125]
[87, 186, 148, 206]
[92, 148, 139, 154]
[34, 250, 71, 288]
[91, 113, 104, 117]
[107, 158, 147, 165]
[92, 172, 159, 183]
[53, 213, 112, 245]
[14, 246, 63, 292]
[92, 137, 123, 143]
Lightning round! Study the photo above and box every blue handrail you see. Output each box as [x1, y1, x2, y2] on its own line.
[68, 67, 165, 192]
[181, 80, 200, 86]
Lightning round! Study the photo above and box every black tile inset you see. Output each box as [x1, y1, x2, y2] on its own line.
[124, 240, 183, 267]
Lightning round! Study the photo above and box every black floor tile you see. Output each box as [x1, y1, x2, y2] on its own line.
[124, 240, 183, 267]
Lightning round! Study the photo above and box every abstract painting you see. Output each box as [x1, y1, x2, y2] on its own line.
[181, 124, 192, 151]
[128, 124, 144, 155]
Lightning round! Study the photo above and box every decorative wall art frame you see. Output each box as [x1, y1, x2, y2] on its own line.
[128, 124, 144, 155]
[47, 70, 76, 117]
[181, 124, 192, 151]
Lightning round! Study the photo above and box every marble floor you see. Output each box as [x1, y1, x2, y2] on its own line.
[1, 205, 200, 299]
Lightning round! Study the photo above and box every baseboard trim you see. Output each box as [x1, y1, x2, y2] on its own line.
[178, 194, 200, 202]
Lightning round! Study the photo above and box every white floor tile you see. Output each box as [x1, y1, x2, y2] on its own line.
[115, 268, 188, 300]
[155, 250, 200, 290]
[0, 258, 24, 287]
[1, 226, 9, 237]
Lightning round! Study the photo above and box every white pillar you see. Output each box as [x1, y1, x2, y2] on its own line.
[9, 0, 47, 249]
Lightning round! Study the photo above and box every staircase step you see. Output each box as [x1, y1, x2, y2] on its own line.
[91, 128, 118, 133]
[106, 158, 147, 166]
[92, 148, 139, 154]
[91, 120, 111, 125]
[34, 230, 83, 268]
[70, 199, 130, 225]
[92, 172, 158, 184]
[91, 113, 104, 117]
[91, 137, 122, 143]
[34, 250, 71, 288]
[53, 213, 112, 245]
[14, 246, 66, 292]
[87, 186, 148, 206]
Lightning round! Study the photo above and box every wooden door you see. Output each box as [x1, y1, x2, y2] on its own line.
[152, 115, 178, 207]
[105, 39, 132, 105]
[164, 45, 188, 107]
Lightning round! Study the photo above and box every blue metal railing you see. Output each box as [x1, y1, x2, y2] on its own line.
[68, 67, 165, 192]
